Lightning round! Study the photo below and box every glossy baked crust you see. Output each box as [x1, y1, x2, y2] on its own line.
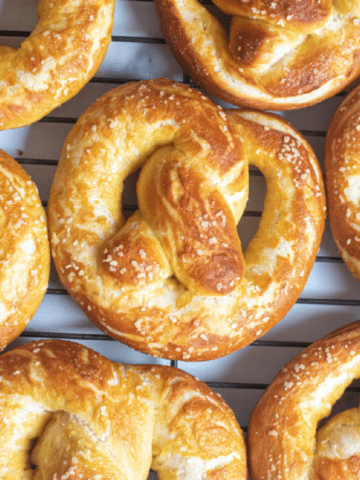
[325, 83, 360, 282]
[0, 0, 115, 130]
[154, 0, 360, 110]
[0, 150, 50, 351]
[248, 320, 360, 480]
[48, 78, 325, 361]
[0, 339, 247, 479]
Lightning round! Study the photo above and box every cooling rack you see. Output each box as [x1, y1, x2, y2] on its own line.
[1, 0, 360, 477]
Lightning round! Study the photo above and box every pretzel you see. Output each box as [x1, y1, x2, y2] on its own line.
[325, 83, 360, 283]
[0, 150, 49, 351]
[48, 78, 325, 361]
[0, 0, 115, 131]
[153, 0, 360, 110]
[0, 338, 247, 478]
[248, 320, 360, 480]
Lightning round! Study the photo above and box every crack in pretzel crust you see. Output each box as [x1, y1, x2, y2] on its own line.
[0, 150, 50, 352]
[48, 78, 326, 361]
[325, 82, 360, 283]
[248, 320, 360, 480]
[0, 0, 115, 131]
[0, 339, 247, 479]
[153, 0, 360, 110]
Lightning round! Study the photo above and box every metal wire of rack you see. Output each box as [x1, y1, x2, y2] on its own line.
[1, 1, 360, 475]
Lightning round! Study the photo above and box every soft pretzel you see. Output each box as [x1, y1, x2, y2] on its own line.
[154, 0, 360, 110]
[248, 320, 360, 480]
[0, 149, 50, 351]
[0, 339, 247, 479]
[0, 0, 115, 131]
[325, 83, 360, 282]
[48, 78, 325, 361]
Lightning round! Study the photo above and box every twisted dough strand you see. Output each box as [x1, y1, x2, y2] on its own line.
[48, 78, 325, 360]
[325, 83, 360, 282]
[0, 0, 115, 130]
[248, 320, 360, 480]
[0, 150, 49, 351]
[154, 0, 360, 109]
[0, 339, 247, 479]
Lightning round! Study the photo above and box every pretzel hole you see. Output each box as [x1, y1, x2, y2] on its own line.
[27, 410, 160, 479]
[313, 381, 360, 476]
[28, 411, 102, 477]
[27, 438, 39, 471]
[317, 378, 360, 429]
[25, 413, 59, 474]
[122, 167, 140, 220]
[237, 166, 266, 251]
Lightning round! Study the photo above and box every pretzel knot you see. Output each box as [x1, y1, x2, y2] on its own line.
[325, 83, 360, 283]
[154, 0, 360, 110]
[48, 78, 325, 361]
[248, 320, 360, 480]
[0, 0, 115, 131]
[0, 150, 50, 351]
[0, 339, 247, 479]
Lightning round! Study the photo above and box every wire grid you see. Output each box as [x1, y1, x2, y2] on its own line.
[1, 0, 360, 462]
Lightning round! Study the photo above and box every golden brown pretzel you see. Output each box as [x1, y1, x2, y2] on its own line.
[325, 83, 360, 282]
[248, 320, 360, 480]
[0, 0, 115, 130]
[0, 339, 247, 479]
[154, 0, 360, 110]
[48, 78, 325, 361]
[0, 149, 49, 351]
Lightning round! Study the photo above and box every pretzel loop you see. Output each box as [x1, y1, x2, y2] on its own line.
[0, 150, 50, 351]
[48, 79, 325, 360]
[248, 320, 360, 480]
[0, 340, 247, 479]
[154, 0, 360, 109]
[0, 0, 115, 130]
[325, 83, 360, 282]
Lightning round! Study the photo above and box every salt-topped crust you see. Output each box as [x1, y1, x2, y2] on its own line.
[0, 150, 50, 351]
[325, 83, 360, 283]
[248, 320, 360, 480]
[0, 339, 247, 479]
[48, 78, 325, 361]
[154, 0, 360, 110]
[0, 0, 115, 130]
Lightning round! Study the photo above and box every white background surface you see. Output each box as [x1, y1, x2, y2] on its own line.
[1, 0, 360, 477]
